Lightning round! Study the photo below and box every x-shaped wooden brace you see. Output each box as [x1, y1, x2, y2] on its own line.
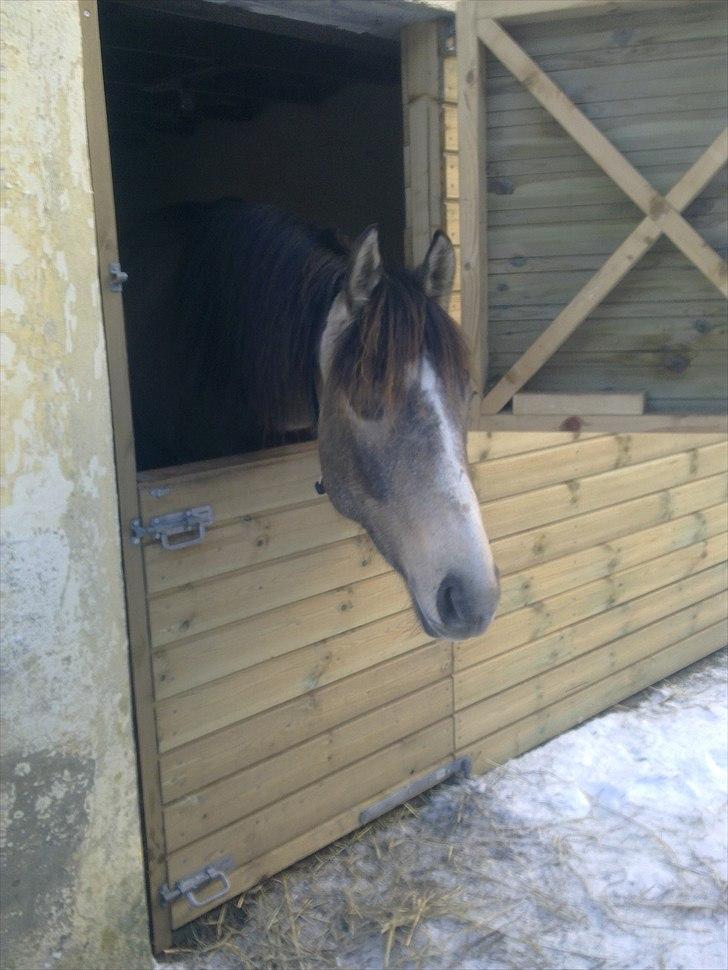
[476, 16, 728, 415]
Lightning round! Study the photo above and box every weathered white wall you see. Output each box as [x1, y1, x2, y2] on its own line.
[0, 2, 150, 967]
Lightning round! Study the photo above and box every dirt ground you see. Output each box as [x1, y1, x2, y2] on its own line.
[159, 648, 727, 970]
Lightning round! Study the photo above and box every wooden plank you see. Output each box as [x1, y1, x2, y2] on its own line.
[156, 609, 434, 750]
[169, 746, 452, 928]
[513, 392, 645, 415]
[491, 472, 728, 578]
[456, 585, 727, 747]
[485, 162, 726, 213]
[482, 442, 727, 542]
[153, 446, 726, 702]
[477, 413, 728, 434]
[490, 298, 728, 322]
[480, 0, 699, 22]
[497, 2, 727, 57]
[477, 18, 728, 295]
[163, 679, 452, 851]
[156, 494, 725, 741]
[491, 356, 726, 405]
[401, 21, 442, 266]
[167, 718, 454, 882]
[488, 266, 726, 310]
[148, 532, 389, 647]
[490, 501, 727, 622]
[150, 438, 726, 652]
[456, 535, 727, 707]
[471, 433, 725, 502]
[144, 496, 360, 594]
[486, 196, 725, 230]
[78, 1, 172, 951]
[487, 61, 727, 120]
[456, 0, 488, 394]
[492, 313, 728, 354]
[155, 456, 726, 708]
[159, 639, 451, 800]
[489, 91, 728, 134]
[138, 441, 321, 523]
[486, 103, 726, 162]
[458, 514, 728, 674]
[149, 437, 724, 646]
[481, 129, 728, 413]
[460, 621, 727, 775]
[485, 143, 727, 184]
[146, 431, 608, 597]
[153, 570, 411, 698]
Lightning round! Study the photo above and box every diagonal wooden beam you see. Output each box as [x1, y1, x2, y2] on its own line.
[482, 129, 728, 415]
[477, 17, 728, 299]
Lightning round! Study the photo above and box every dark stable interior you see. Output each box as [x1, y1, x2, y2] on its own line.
[98, 0, 405, 469]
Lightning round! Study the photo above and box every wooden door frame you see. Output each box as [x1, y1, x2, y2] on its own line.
[455, 0, 728, 434]
[78, 1, 173, 952]
[79, 1, 438, 952]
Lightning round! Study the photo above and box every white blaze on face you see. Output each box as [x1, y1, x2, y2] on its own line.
[403, 360, 499, 638]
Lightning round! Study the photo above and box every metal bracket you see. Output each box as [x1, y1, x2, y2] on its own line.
[159, 856, 234, 909]
[109, 261, 128, 292]
[130, 505, 214, 550]
[359, 757, 471, 826]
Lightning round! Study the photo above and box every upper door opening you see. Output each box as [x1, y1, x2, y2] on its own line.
[98, 0, 406, 470]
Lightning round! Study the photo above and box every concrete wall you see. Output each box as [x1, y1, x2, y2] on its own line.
[0, 3, 150, 967]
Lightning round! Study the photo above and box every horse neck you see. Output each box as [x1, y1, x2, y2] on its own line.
[254, 240, 346, 436]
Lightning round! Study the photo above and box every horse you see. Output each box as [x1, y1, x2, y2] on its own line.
[122, 201, 500, 640]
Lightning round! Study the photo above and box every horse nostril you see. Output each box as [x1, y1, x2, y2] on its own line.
[436, 574, 466, 628]
[436, 571, 499, 636]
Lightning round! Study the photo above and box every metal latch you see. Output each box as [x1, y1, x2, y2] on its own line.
[109, 262, 128, 292]
[130, 505, 214, 550]
[160, 856, 234, 909]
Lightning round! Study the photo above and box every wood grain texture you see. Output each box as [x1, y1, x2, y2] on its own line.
[460, 4, 728, 417]
[456, 0, 488, 392]
[513, 392, 645, 415]
[456, 585, 727, 746]
[459, 619, 727, 775]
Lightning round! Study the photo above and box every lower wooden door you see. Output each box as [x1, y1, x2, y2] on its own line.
[136, 442, 457, 931]
[134, 429, 727, 937]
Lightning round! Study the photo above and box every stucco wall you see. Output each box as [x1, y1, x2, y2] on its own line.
[0, 2, 150, 967]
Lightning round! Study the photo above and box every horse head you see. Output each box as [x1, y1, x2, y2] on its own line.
[317, 227, 500, 640]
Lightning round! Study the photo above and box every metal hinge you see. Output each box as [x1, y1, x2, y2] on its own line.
[160, 856, 234, 909]
[109, 261, 128, 292]
[359, 757, 471, 826]
[130, 505, 214, 550]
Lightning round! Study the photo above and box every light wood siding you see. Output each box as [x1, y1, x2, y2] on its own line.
[137, 426, 726, 928]
[126, 12, 727, 933]
[474, 2, 728, 412]
[440, 8, 726, 772]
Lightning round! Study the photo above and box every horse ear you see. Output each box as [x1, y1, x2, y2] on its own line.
[347, 225, 382, 310]
[419, 230, 455, 303]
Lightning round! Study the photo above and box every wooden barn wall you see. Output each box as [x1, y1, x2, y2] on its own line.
[139, 426, 727, 927]
[444, 2, 728, 412]
[133, 11, 727, 929]
[438, 7, 727, 774]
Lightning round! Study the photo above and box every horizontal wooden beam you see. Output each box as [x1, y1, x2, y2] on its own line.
[474, 412, 728, 435]
[513, 392, 645, 416]
[479, 0, 706, 24]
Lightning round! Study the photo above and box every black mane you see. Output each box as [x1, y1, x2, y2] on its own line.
[125, 200, 468, 468]
[176, 201, 348, 441]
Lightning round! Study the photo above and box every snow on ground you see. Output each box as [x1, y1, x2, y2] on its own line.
[162, 649, 728, 970]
